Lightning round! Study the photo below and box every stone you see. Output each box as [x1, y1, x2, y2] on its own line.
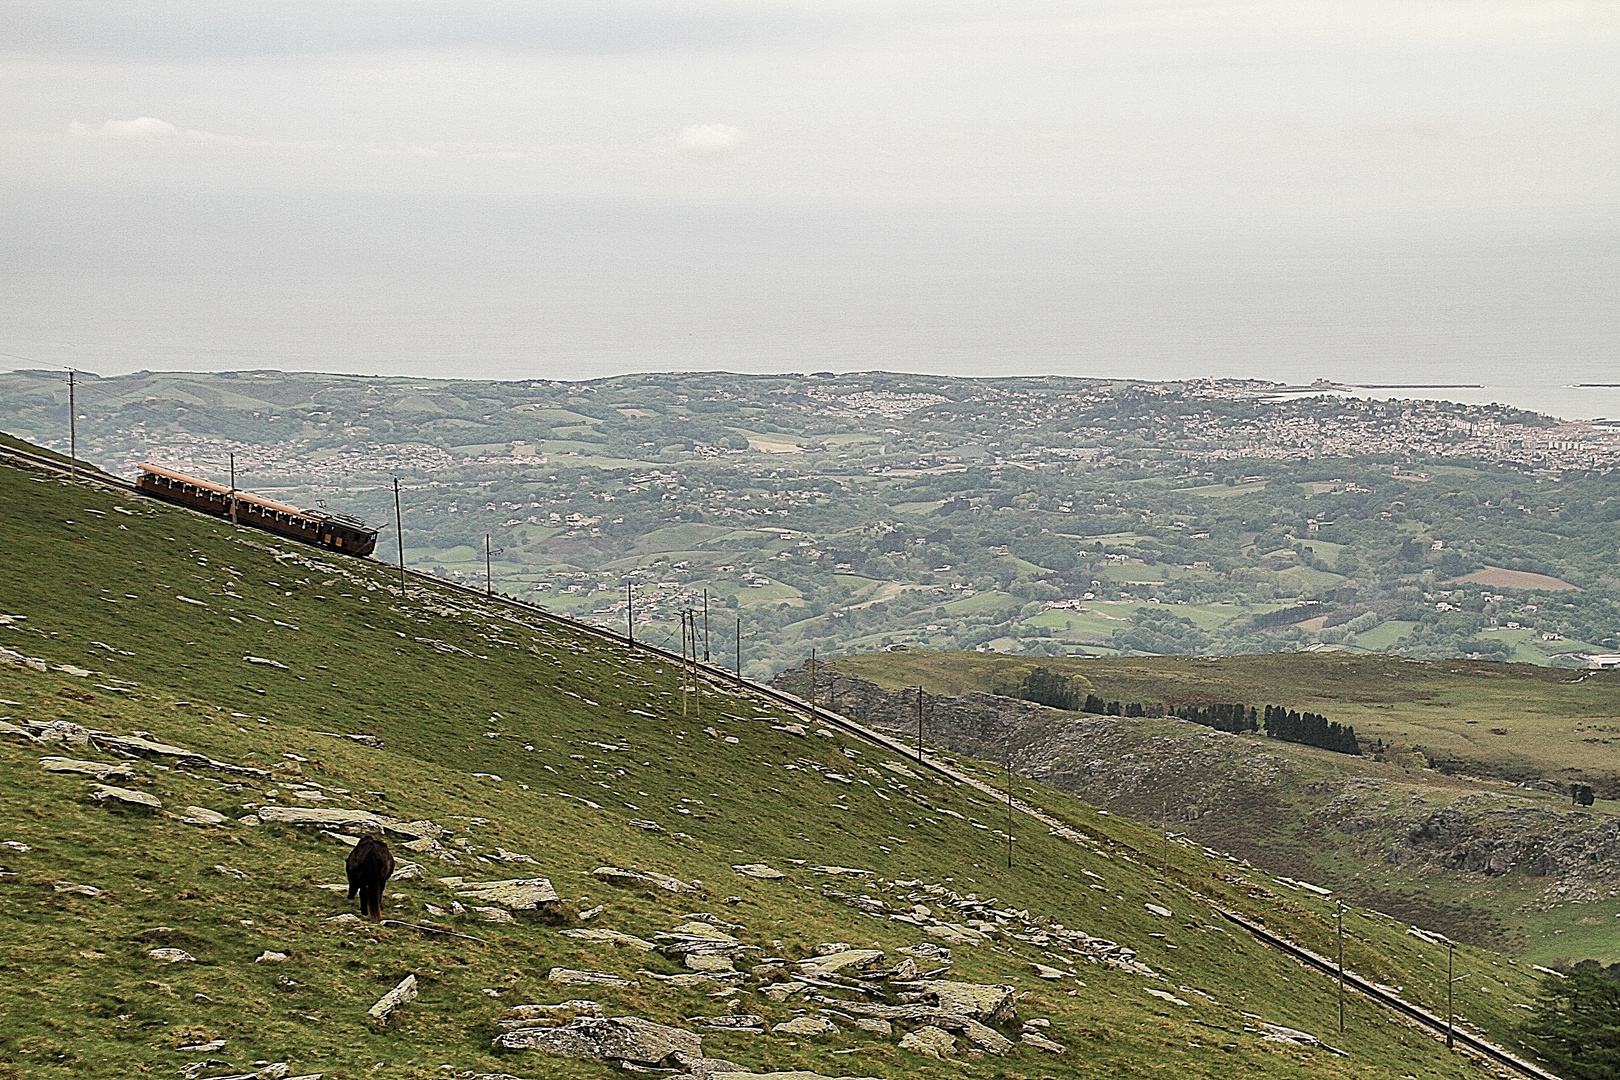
[579, 903, 605, 920]
[685, 954, 736, 974]
[392, 861, 427, 881]
[1256, 1022, 1319, 1046]
[559, 928, 657, 951]
[90, 784, 162, 809]
[1145, 903, 1173, 918]
[853, 1018, 892, 1036]
[454, 877, 560, 911]
[492, 1015, 703, 1067]
[39, 756, 137, 781]
[1144, 988, 1191, 1007]
[797, 949, 884, 978]
[640, 971, 731, 989]
[177, 806, 229, 826]
[710, 1074, 883, 1080]
[367, 974, 418, 1024]
[255, 806, 433, 839]
[731, 863, 787, 879]
[897, 981, 1017, 1023]
[1031, 963, 1066, 980]
[1020, 1031, 1066, 1054]
[759, 982, 807, 1002]
[771, 1015, 838, 1037]
[689, 1014, 765, 1031]
[255, 951, 289, 963]
[327, 913, 362, 924]
[0, 841, 30, 853]
[898, 1026, 956, 1058]
[148, 948, 195, 963]
[53, 881, 101, 897]
[955, 1018, 1014, 1055]
[809, 866, 874, 878]
[497, 1001, 603, 1028]
[593, 866, 698, 893]
[474, 906, 517, 923]
[547, 968, 639, 988]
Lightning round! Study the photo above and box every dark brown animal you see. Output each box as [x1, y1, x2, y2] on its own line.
[346, 834, 395, 921]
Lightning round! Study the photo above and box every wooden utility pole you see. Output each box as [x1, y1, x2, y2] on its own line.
[681, 612, 689, 717]
[485, 534, 493, 596]
[1446, 940, 1455, 1049]
[68, 370, 76, 483]
[229, 452, 237, 524]
[393, 478, 406, 596]
[1162, 799, 1170, 877]
[1005, 738, 1014, 869]
[809, 649, 817, 707]
[916, 687, 924, 763]
[627, 580, 634, 643]
[1337, 902, 1346, 1034]
[735, 616, 742, 680]
[703, 590, 710, 661]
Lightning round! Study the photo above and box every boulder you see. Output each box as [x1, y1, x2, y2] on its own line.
[796, 949, 885, 978]
[731, 863, 787, 879]
[897, 981, 1016, 1023]
[148, 948, 195, 963]
[771, 1015, 838, 1036]
[39, 756, 136, 781]
[1021, 1031, 1066, 1054]
[546, 968, 639, 988]
[454, 878, 560, 912]
[898, 1026, 956, 1058]
[688, 1014, 765, 1031]
[53, 881, 101, 897]
[255, 951, 289, 963]
[853, 1019, 891, 1036]
[367, 974, 418, 1025]
[593, 866, 698, 893]
[558, 928, 656, 951]
[492, 1015, 702, 1067]
[497, 1001, 603, 1029]
[255, 806, 432, 839]
[176, 807, 229, 826]
[91, 785, 162, 809]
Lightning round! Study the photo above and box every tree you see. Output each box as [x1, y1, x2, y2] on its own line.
[1522, 967, 1620, 1079]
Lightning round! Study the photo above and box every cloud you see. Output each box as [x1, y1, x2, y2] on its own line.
[677, 123, 744, 155]
[69, 116, 228, 143]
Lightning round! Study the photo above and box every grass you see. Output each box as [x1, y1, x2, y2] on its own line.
[0, 451, 1566, 1079]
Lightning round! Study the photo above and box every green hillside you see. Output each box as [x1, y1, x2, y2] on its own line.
[0, 451, 1560, 1079]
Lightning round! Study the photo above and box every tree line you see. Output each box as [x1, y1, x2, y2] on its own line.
[1003, 668, 1361, 755]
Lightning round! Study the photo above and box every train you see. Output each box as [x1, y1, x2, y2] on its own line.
[135, 462, 380, 556]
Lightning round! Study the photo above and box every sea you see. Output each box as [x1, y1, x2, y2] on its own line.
[5, 195, 1616, 421]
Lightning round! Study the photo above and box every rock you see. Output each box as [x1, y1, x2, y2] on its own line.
[1256, 1022, 1319, 1046]
[474, 906, 517, 923]
[797, 950, 885, 978]
[148, 948, 195, 963]
[492, 1015, 703, 1066]
[255, 806, 433, 839]
[1031, 963, 1066, 980]
[689, 1014, 765, 1031]
[53, 881, 101, 897]
[39, 756, 137, 781]
[686, 954, 737, 974]
[392, 861, 427, 881]
[327, 913, 362, 924]
[494, 847, 538, 864]
[593, 866, 698, 893]
[320, 831, 359, 846]
[255, 951, 289, 963]
[546, 968, 639, 988]
[578, 903, 605, 920]
[809, 866, 874, 878]
[91, 784, 162, 809]
[497, 1001, 603, 1028]
[0, 841, 31, 853]
[956, 1018, 1014, 1055]
[731, 863, 787, 879]
[1145, 903, 1173, 918]
[640, 971, 732, 989]
[1021, 1031, 1066, 1053]
[710, 1074, 883, 1080]
[1144, 988, 1191, 1007]
[559, 928, 656, 951]
[771, 1015, 838, 1036]
[367, 974, 418, 1025]
[176, 806, 229, 826]
[897, 981, 1016, 1023]
[853, 1018, 891, 1036]
[898, 1026, 956, 1058]
[759, 982, 807, 1002]
[455, 878, 560, 912]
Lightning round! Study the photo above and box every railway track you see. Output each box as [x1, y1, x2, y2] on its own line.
[2, 440, 1561, 1078]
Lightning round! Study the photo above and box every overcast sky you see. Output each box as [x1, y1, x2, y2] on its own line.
[3, 1, 1616, 413]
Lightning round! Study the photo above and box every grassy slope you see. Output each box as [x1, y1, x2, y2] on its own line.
[835, 651, 1620, 787]
[0, 458, 1549, 1080]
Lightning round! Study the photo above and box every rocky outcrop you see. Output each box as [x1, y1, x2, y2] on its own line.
[897, 1026, 955, 1058]
[593, 866, 699, 893]
[492, 1015, 702, 1066]
[454, 878, 560, 913]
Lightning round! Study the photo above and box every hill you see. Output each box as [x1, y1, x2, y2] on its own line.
[4, 369, 1618, 673]
[808, 651, 1620, 961]
[0, 444, 1563, 1079]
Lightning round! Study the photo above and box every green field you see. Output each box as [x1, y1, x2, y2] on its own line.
[0, 448, 1569, 1079]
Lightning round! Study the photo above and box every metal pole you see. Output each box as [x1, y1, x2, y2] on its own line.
[703, 590, 710, 662]
[485, 534, 492, 597]
[681, 612, 689, 717]
[810, 648, 817, 707]
[1337, 903, 1346, 1034]
[393, 478, 406, 596]
[229, 452, 237, 524]
[1447, 941, 1454, 1049]
[68, 370, 76, 482]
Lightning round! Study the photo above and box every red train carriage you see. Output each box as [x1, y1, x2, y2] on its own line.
[135, 462, 380, 556]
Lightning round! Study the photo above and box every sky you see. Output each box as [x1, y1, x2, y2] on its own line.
[3, 1, 1617, 416]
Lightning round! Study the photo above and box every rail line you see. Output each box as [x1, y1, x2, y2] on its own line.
[2, 441, 1561, 1078]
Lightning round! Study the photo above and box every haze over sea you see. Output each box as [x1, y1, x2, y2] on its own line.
[4, 2, 1615, 420]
